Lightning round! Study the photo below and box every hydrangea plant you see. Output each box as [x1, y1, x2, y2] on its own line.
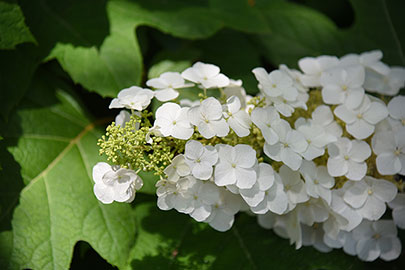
[95, 51, 405, 262]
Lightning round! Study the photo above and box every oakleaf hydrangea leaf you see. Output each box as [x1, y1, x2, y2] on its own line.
[0, 1, 36, 49]
[2, 68, 136, 269]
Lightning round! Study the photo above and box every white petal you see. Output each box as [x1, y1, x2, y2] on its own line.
[209, 211, 234, 232]
[346, 161, 367, 181]
[346, 119, 375, 140]
[363, 102, 388, 125]
[358, 196, 386, 220]
[94, 183, 114, 204]
[356, 239, 380, 261]
[327, 157, 348, 177]
[240, 184, 265, 207]
[154, 88, 179, 102]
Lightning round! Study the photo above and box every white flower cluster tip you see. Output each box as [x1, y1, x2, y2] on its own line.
[93, 52, 405, 262]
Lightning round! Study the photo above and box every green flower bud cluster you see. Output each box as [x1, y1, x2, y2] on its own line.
[98, 112, 185, 176]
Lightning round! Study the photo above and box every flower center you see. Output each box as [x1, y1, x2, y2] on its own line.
[372, 233, 381, 239]
[314, 179, 319, 185]
[368, 189, 374, 195]
[231, 163, 236, 168]
[394, 149, 401, 156]
[285, 184, 291, 191]
[283, 142, 289, 148]
[357, 113, 363, 119]
[344, 155, 350, 160]
[342, 85, 348, 91]
[272, 84, 277, 88]
[402, 119, 405, 126]
[196, 158, 201, 163]
[204, 119, 210, 123]
[172, 120, 177, 125]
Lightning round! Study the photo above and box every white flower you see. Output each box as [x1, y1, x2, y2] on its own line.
[334, 95, 388, 140]
[328, 189, 362, 233]
[249, 167, 288, 215]
[301, 224, 332, 253]
[327, 138, 371, 181]
[92, 162, 143, 204]
[364, 66, 405, 96]
[251, 106, 283, 145]
[223, 82, 248, 109]
[205, 189, 241, 231]
[264, 121, 308, 171]
[115, 110, 131, 128]
[320, 66, 365, 109]
[298, 55, 339, 87]
[388, 193, 405, 229]
[188, 181, 221, 222]
[297, 123, 336, 160]
[339, 50, 390, 75]
[353, 220, 402, 261]
[154, 102, 194, 140]
[372, 129, 405, 175]
[323, 230, 357, 256]
[188, 97, 229, 139]
[146, 72, 193, 101]
[223, 96, 251, 137]
[311, 105, 342, 138]
[145, 125, 162, 144]
[279, 165, 309, 211]
[164, 154, 191, 182]
[181, 62, 230, 89]
[109, 86, 154, 111]
[214, 144, 257, 189]
[156, 175, 195, 213]
[252, 68, 298, 101]
[184, 140, 218, 180]
[279, 64, 309, 94]
[300, 161, 334, 204]
[296, 198, 329, 226]
[387, 95, 405, 132]
[343, 177, 397, 221]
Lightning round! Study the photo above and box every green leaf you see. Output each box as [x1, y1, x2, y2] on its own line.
[0, 1, 36, 49]
[126, 202, 364, 270]
[3, 68, 136, 269]
[48, 0, 223, 97]
[0, 231, 13, 269]
[256, 0, 405, 67]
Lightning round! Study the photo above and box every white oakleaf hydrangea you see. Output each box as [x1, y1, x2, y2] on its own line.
[300, 161, 334, 205]
[297, 122, 336, 160]
[264, 121, 308, 171]
[320, 66, 365, 109]
[343, 177, 397, 221]
[364, 66, 405, 96]
[181, 62, 230, 89]
[311, 105, 342, 138]
[92, 162, 143, 204]
[301, 224, 332, 253]
[298, 55, 339, 87]
[334, 95, 388, 140]
[184, 140, 218, 180]
[154, 102, 194, 140]
[214, 144, 257, 189]
[188, 97, 229, 139]
[339, 50, 390, 75]
[146, 72, 193, 101]
[223, 96, 251, 137]
[387, 95, 405, 132]
[251, 106, 283, 145]
[109, 86, 154, 111]
[388, 193, 405, 229]
[327, 138, 371, 181]
[248, 166, 288, 215]
[163, 155, 191, 182]
[372, 129, 405, 175]
[278, 165, 309, 211]
[353, 220, 402, 261]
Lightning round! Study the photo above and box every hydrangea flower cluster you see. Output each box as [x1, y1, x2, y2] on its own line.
[94, 53, 405, 262]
